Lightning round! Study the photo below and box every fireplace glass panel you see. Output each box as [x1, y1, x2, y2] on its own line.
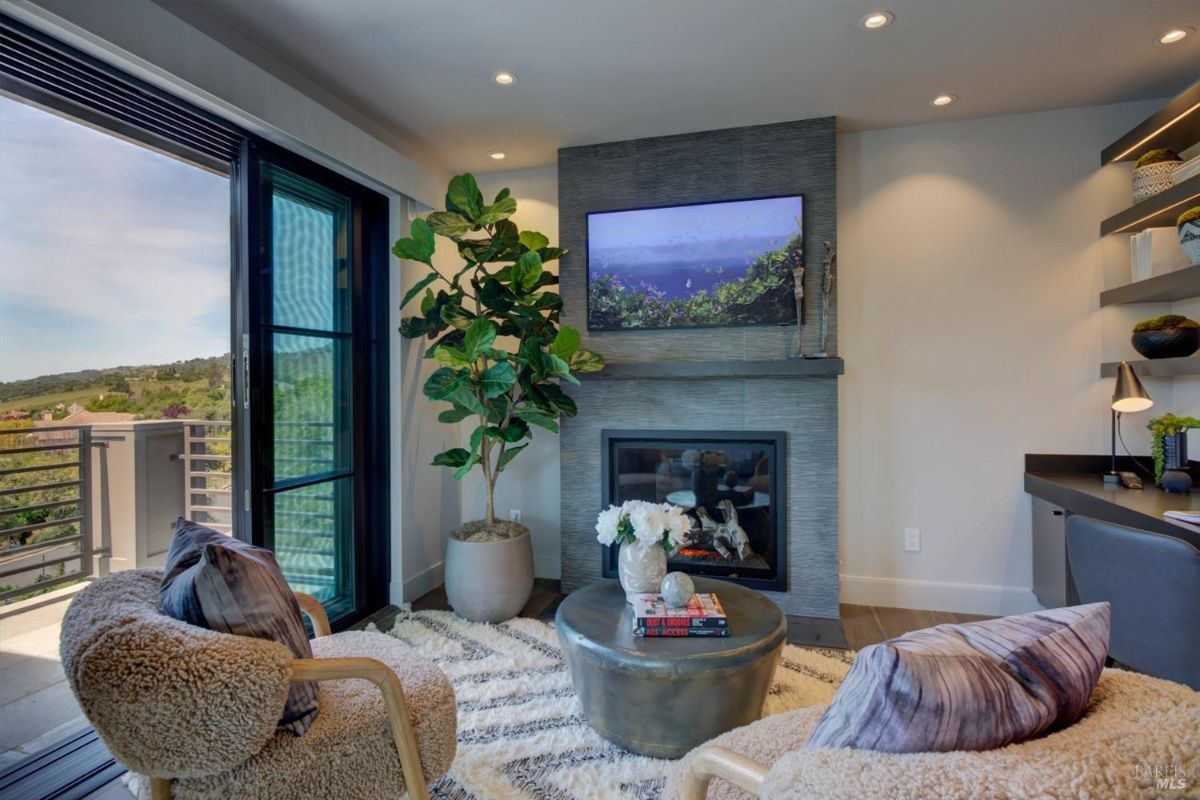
[603, 431, 786, 590]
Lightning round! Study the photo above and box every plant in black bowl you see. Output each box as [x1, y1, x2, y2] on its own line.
[1131, 314, 1200, 359]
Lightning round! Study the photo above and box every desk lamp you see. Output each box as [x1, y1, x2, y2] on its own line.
[1104, 361, 1153, 484]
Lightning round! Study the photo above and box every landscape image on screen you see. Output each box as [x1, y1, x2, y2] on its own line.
[586, 195, 803, 331]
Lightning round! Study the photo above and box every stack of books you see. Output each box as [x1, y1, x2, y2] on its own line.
[1174, 154, 1200, 185]
[632, 592, 729, 637]
[1129, 226, 1190, 282]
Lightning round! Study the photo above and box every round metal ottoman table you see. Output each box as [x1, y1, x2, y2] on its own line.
[555, 576, 786, 759]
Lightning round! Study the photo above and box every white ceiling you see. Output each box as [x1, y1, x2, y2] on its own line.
[152, 0, 1200, 174]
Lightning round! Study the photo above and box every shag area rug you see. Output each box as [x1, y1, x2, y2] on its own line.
[375, 608, 854, 800]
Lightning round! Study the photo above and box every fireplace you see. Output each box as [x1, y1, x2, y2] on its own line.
[601, 430, 787, 591]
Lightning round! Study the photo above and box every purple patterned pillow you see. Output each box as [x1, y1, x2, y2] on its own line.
[805, 603, 1110, 753]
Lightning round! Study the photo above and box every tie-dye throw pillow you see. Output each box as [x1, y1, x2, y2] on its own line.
[160, 518, 319, 735]
[806, 603, 1110, 753]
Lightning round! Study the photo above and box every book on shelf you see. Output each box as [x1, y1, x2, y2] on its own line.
[631, 592, 728, 634]
[1174, 155, 1200, 184]
[1129, 227, 1190, 283]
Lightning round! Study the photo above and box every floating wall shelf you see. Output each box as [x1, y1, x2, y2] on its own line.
[1101, 80, 1200, 165]
[1099, 357, 1200, 379]
[1099, 264, 1200, 306]
[1100, 174, 1200, 236]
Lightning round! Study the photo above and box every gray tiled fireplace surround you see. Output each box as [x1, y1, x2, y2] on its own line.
[556, 117, 840, 618]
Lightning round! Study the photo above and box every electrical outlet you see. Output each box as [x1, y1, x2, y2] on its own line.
[509, 509, 522, 523]
[904, 527, 921, 552]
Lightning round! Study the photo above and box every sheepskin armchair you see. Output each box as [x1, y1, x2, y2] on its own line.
[60, 569, 457, 800]
[668, 669, 1199, 800]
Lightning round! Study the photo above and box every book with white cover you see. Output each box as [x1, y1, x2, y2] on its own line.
[1173, 155, 1200, 183]
[1145, 227, 1190, 276]
[1130, 232, 1152, 283]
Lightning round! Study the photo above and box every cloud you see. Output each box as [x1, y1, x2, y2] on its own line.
[0, 98, 231, 380]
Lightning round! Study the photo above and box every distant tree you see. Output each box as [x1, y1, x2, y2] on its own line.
[85, 394, 133, 412]
[205, 361, 224, 389]
[156, 367, 179, 381]
[162, 403, 190, 419]
[107, 376, 132, 394]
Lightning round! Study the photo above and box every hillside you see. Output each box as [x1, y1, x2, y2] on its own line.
[0, 355, 231, 420]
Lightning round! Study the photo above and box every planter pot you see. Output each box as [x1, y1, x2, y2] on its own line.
[444, 527, 533, 623]
[617, 542, 667, 604]
[1132, 162, 1178, 202]
[1180, 220, 1200, 265]
[1131, 327, 1200, 359]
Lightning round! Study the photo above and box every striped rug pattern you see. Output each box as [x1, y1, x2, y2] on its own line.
[374, 609, 854, 800]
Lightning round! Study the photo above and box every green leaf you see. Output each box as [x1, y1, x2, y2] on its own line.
[479, 277, 516, 313]
[400, 315, 432, 339]
[469, 424, 486, 453]
[423, 367, 464, 400]
[439, 302, 475, 331]
[514, 405, 560, 431]
[426, 211, 474, 238]
[480, 362, 517, 398]
[445, 174, 483, 221]
[493, 187, 511, 204]
[463, 317, 498, 359]
[511, 251, 543, 292]
[433, 346, 471, 369]
[496, 443, 528, 472]
[538, 382, 577, 417]
[431, 448, 470, 468]
[420, 288, 436, 316]
[437, 407, 473, 423]
[448, 386, 487, 416]
[569, 349, 605, 373]
[477, 195, 518, 226]
[545, 352, 579, 385]
[519, 230, 550, 252]
[550, 326, 580, 360]
[391, 218, 435, 265]
[452, 454, 479, 481]
[537, 246, 565, 262]
[489, 219, 521, 260]
[400, 271, 440, 309]
[490, 423, 526, 443]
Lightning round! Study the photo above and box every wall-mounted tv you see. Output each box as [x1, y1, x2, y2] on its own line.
[586, 195, 803, 331]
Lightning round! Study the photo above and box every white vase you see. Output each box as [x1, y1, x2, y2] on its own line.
[1180, 221, 1200, 265]
[617, 542, 667, 604]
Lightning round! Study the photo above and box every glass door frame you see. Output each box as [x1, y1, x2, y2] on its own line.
[233, 137, 390, 629]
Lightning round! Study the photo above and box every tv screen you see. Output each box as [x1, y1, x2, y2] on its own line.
[586, 195, 803, 331]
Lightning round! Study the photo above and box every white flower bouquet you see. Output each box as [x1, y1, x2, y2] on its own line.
[595, 500, 690, 553]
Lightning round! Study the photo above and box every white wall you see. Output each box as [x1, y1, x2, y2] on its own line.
[445, 100, 1195, 616]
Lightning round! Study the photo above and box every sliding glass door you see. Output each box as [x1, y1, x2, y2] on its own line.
[237, 141, 389, 626]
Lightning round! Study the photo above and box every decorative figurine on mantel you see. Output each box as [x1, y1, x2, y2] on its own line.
[788, 244, 806, 358]
[808, 241, 836, 359]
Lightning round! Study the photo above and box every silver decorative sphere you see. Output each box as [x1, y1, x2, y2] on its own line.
[660, 572, 695, 608]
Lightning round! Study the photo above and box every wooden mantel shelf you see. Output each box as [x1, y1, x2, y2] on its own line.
[577, 357, 844, 380]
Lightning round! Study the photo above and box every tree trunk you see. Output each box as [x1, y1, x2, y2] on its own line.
[485, 476, 496, 525]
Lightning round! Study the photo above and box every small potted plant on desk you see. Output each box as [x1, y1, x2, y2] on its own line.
[1147, 413, 1200, 494]
[395, 174, 605, 622]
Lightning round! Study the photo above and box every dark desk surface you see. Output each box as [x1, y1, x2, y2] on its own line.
[1024, 470, 1200, 549]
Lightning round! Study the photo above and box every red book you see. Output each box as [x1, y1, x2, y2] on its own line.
[632, 592, 729, 631]
[635, 626, 730, 638]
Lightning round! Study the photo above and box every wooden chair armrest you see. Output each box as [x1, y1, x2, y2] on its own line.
[681, 746, 769, 800]
[293, 592, 331, 637]
[290, 657, 429, 800]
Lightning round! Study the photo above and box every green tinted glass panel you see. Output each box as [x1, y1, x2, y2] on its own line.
[272, 477, 353, 608]
[269, 167, 351, 333]
[272, 333, 350, 480]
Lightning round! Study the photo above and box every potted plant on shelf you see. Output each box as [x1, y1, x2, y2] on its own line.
[1132, 148, 1182, 202]
[1179, 206, 1200, 265]
[1130, 314, 1200, 360]
[595, 500, 690, 603]
[1147, 413, 1200, 493]
[395, 173, 604, 622]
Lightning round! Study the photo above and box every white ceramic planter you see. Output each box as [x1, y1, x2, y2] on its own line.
[617, 542, 667, 603]
[1132, 162, 1178, 202]
[444, 528, 534, 622]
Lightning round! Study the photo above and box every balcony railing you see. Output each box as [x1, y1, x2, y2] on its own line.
[0, 426, 97, 602]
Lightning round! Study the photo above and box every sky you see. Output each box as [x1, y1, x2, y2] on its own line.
[0, 97, 230, 382]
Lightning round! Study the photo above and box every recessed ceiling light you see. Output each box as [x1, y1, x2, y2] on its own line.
[492, 71, 518, 86]
[930, 93, 957, 107]
[860, 11, 893, 30]
[488, 150, 507, 160]
[1158, 27, 1193, 45]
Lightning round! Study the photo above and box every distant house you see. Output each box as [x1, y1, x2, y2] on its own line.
[32, 409, 137, 444]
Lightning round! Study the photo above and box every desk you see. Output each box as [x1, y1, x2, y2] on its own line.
[1024, 455, 1200, 607]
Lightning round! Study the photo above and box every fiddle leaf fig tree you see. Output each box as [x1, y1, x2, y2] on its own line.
[396, 174, 604, 528]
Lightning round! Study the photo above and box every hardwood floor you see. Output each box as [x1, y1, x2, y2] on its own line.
[400, 582, 991, 651]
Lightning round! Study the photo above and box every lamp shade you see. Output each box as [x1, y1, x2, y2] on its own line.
[1112, 361, 1153, 413]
